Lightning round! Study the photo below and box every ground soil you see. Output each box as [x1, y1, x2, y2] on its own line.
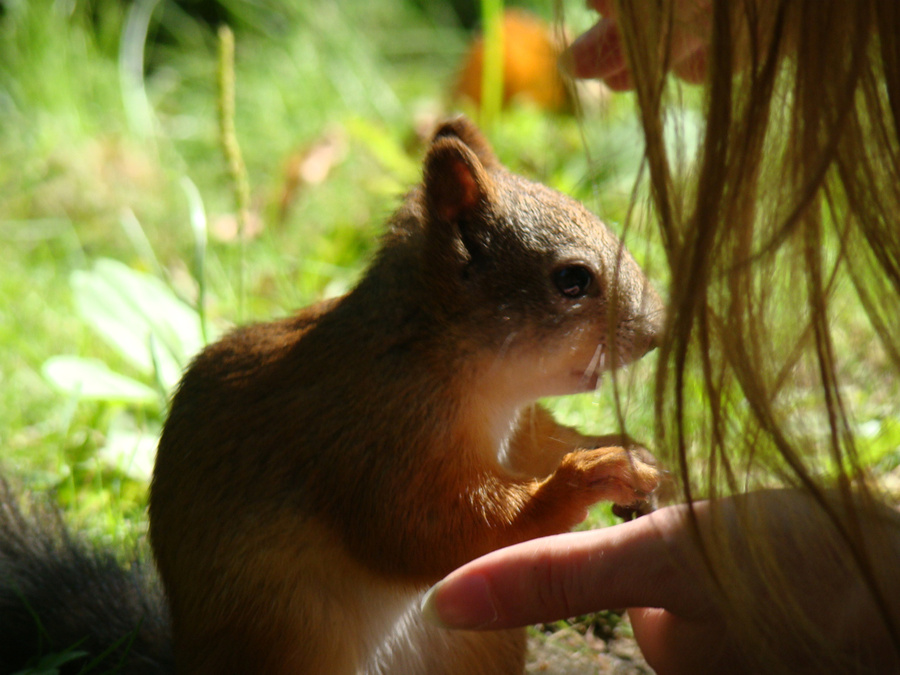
[526, 612, 654, 674]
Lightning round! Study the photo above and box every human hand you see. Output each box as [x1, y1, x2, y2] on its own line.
[563, 0, 712, 88]
[422, 490, 900, 674]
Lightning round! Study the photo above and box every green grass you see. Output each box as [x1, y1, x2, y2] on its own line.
[2, 0, 896, 552]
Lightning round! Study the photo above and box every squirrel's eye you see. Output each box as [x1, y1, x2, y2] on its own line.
[553, 264, 593, 299]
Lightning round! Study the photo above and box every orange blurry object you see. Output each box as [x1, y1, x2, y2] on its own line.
[454, 9, 571, 113]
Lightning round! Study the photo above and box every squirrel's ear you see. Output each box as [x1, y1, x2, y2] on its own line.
[423, 136, 492, 224]
[430, 115, 499, 170]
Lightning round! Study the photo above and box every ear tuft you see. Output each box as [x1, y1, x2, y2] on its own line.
[430, 115, 499, 169]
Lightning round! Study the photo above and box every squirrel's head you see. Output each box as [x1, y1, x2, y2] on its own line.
[408, 116, 664, 402]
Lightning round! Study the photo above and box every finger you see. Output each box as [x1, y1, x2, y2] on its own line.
[629, 607, 732, 675]
[601, 68, 634, 92]
[562, 19, 631, 84]
[672, 46, 708, 84]
[423, 508, 696, 630]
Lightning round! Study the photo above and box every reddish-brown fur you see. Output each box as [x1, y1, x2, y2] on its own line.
[149, 117, 664, 674]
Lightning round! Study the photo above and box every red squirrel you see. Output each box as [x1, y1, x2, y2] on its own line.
[149, 116, 663, 673]
[0, 117, 663, 674]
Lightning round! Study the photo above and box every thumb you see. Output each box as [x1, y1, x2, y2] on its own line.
[628, 607, 730, 675]
[422, 507, 700, 630]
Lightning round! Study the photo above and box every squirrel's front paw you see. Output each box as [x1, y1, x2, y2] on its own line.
[560, 445, 662, 512]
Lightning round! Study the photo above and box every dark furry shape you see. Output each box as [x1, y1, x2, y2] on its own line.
[0, 483, 173, 675]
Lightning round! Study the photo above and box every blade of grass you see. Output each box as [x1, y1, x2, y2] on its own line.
[180, 176, 210, 344]
[217, 24, 250, 322]
[119, 0, 160, 140]
[480, 0, 505, 130]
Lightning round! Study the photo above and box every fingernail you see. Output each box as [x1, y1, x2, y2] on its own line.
[421, 574, 498, 630]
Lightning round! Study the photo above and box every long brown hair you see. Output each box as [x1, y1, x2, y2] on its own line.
[589, 0, 900, 670]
